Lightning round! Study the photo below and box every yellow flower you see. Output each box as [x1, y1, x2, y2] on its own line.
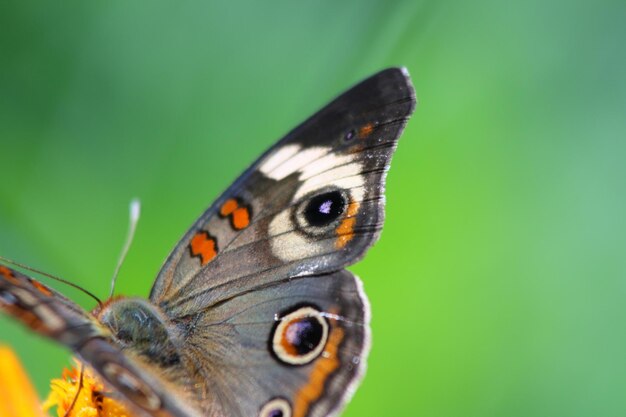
[0, 345, 133, 417]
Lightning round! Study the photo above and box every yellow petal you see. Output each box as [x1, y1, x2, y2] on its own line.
[0, 345, 46, 417]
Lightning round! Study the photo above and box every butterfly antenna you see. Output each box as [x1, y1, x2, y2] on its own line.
[0, 255, 102, 306]
[109, 198, 141, 298]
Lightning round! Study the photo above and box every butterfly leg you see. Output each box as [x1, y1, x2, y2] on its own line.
[63, 363, 84, 417]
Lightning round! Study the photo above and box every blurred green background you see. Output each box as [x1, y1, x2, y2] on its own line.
[1, 1, 625, 416]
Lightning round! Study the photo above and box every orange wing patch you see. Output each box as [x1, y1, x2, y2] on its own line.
[358, 122, 375, 139]
[292, 321, 345, 417]
[29, 280, 52, 297]
[232, 207, 250, 230]
[0, 266, 12, 278]
[335, 201, 360, 249]
[0, 295, 48, 333]
[189, 231, 218, 266]
[219, 198, 252, 230]
[219, 198, 239, 217]
[0, 266, 20, 285]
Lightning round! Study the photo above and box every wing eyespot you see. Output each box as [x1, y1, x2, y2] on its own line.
[259, 397, 292, 417]
[343, 128, 356, 143]
[292, 189, 349, 238]
[270, 305, 329, 366]
[102, 362, 161, 411]
[342, 121, 376, 144]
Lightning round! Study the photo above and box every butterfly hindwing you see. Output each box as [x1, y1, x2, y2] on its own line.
[179, 270, 369, 417]
[151, 67, 416, 315]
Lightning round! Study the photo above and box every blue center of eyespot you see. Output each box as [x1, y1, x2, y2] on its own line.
[267, 410, 283, 417]
[319, 200, 332, 214]
[304, 191, 345, 227]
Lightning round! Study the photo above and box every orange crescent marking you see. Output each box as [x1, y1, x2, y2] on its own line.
[220, 198, 239, 217]
[30, 280, 52, 297]
[232, 207, 250, 230]
[293, 324, 345, 417]
[335, 201, 360, 248]
[190, 232, 218, 265]
[280, 318, 300, 356]
[358, 122, 375, 139]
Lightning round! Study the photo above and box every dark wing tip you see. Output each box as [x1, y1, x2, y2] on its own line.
[371, 66, 417, 106]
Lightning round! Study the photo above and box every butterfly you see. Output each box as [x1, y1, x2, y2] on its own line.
[0, 68, 416, 417]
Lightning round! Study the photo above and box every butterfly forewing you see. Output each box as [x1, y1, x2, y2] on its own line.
[0, 265, 203, 417]
[151, 67, 416, 314]
[0, 265, 103, 346]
